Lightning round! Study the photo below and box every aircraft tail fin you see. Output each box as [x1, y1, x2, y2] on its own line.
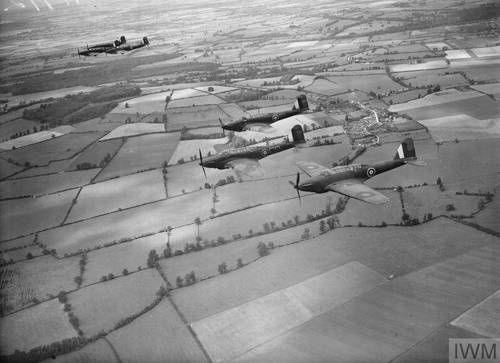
[394, 138, 416, 160]
[120, 35, 126, 44]
[294, 95, 309, 111]
[291, 124, 306, 145]
[143, 36, 150, 45]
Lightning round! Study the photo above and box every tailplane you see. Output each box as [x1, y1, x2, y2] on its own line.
[294, 95, 309, 111]
[394, 138, 416, 160]
[291, 124, 306, 145]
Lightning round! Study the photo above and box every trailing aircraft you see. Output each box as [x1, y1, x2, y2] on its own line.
[291, 138, 423, 204]
[219, 95, 309, 133]
[199, 125, 305, 176]
[77, 35, 149, 57]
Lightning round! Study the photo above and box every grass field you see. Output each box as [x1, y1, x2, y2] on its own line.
[67, 169, 166, 222]
[0, 244, 44, 263]
[388, 89, 482, 113]
[0, 188, 78, 240]
[84, 232, 168, 285]
[167, 95, 224, 108]
[0, 235, 33, 251]
[451, 289, 500, 338]
[106, 298, 208, 363]
[389, 59, 448, 72]
[469, 186, 500, 233]
[0, 255, 79, 313]
[170, 88, 206, 99]
[100, 123, 165, 141]
[168, 137, 228, 165]
[393, 70, 469, 89]
[218, 103, 247, 119]
[110, 91, 170, 114]
[69, 269, 165, 336]
[0, 298, 77, 355]
[236, 242, 500, 362]
[193, 262, 385, 362]
[165, 105, 231, 130]
[0, 169, 98, 199]
[0, 118, 38, 143]
[0, 130, 63, 150]
[0, 158, 22, 179]
[304, 78, 346, 95]
[13, 157, 77, 178]
[419, 114, 500, 142]
[42, 339, 118, 363]
[471, 82, 500, 98]
[0, 132, 104, 167]
[66, 138, 123, 171]
[95, 133, 180, 181]
[326, 74, 404, 94]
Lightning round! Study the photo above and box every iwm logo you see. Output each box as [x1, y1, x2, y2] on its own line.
[450, 339, 500, 362]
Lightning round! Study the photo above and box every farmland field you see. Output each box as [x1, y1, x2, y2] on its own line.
[84, 232, 168, 285]
[40, 339, 118, 363]
[326, 74, 405, 94]
[12, 157, 77, 178]
[66, 138, 123, 171]
[106, 298, 208, 363]
[0, 255, 79, 313]
[0, 188, 79, 240]
[5, 86, 97, 107]
[0, 244, 44, 263]
[471, 82, 500, 98]
[165, 104, 231, 130]
[0, 158, 22, 179]
[0, 130, 63, 150]
[110, 91, 170, 114]
[0, 299, 77, 355]
[69, 269, 165, 336]
[0, 118, 38, 143]
[218, 103, 247, 119]
[469, 186, 500, 233]
[389, 60, 448, 72]
[451, 289, 500, 338]
[95, 133, 180, 181]
[99, 123, 165, 140]
[167, 94, 224, 108]
[388, 89, 482, 112]
[393, 71, 469, 88]
[305, 78, 346, 95]
[67, 169, 166, 222]
[419, 114, 500, 142]
[192, 262, 386, 362]
[0, 132, 104, 166]
[0, 235, 33, 251]
[170, 88, 206, 99]
[168, 137, 228, 165]
[236, 243, 500, 363]
[0, 169, 98, 199]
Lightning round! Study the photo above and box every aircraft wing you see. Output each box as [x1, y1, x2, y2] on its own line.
[243, 124, 276, 133]
[326, 180, 389, 205]
[226, 158, 264, 176]
[296, 160, 329, 177]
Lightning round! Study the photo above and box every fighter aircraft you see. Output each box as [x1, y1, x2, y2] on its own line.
[292, 138, 422, 204]
[219, 95, 309, 133]
[77, 36, 149, 56]
[199, 125, 305, 176]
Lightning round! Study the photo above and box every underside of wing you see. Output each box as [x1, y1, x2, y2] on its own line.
[296, 160, 329, 177]
[243, 123, 276, 133]
[326, 180, 389, 205]
[226, 158, 263, 176]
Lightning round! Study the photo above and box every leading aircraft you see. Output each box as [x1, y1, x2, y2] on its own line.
[219, 95, 309, 133]
[292, 138, 422, 204]
[77, 35, 149, 57]
[199, 125, 305, 176]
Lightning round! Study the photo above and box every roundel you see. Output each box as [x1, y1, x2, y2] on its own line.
[261, 149, 268, 156]
[366, 167, 376, 178]
[272, 113, 279, 121]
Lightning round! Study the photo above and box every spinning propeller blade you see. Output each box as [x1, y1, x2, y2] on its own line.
[199, 149, 207, 179]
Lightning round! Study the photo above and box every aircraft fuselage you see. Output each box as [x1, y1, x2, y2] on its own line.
[298, 159, 408, 193]
[222, 109, 302, 132]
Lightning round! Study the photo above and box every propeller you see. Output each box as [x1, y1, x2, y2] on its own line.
[288, 172, 301, 203]
[199, 149, 207, 179]
[218, 118, 225, 136]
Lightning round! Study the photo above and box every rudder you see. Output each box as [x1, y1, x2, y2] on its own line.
[291, 124, 305, 144]
[394, 138, 416, 160]
[295, 95, 309, 111]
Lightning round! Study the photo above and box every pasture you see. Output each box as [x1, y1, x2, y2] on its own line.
[168, 137, 228, 165]
[67, 169, 166, 222]
[419, 114, 500, 142]
[389, 60, 448, 72]
[107, 299, 208, 363]
[0, 158, 22, 179]
[95, 132, 180, 181]
[167, 94, 224, 108]
[68, 269, 165, 336]
[0, 132, 104, 167]
[99, 123, 165, 141]
[110, 91, 171, 114]
[0, 131, 63, 150]
[305, 78, 346, 95]
[469, 187, 500, 233]
[0, 255, 79, 313]
[66, 138, 123, 171]
[0, 169, 98, 199]
[165, 105, 231, 130]
[192, 262, 385, 362]
[84, 232, 168, 285]
[170, 88, 206, 99]
[0, 118, 38, 143]
[0, 299, 77, 355]
[326, 74, 404, 94]
[218, 103, 247, 119]
[236, 243, 500, 363]
[0, 188, 78, 240]
[42, 339, 118, 363]
[0, 244, 44, 263]
[13, 157, 77, 178]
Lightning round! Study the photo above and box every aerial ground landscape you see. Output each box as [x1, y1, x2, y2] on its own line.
[0, 0, 499, 361]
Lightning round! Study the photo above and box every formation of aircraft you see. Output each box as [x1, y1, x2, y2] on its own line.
[199, 124, 305, 176]
[219, 95, 309, 133]
[291, 138, 422, 204]
[77, 35, 149, 57]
